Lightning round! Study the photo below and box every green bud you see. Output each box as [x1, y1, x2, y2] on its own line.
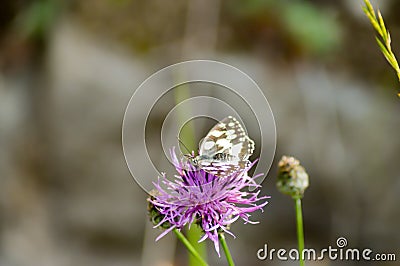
[147, 191, 172, 230]
[277, 156, 309, 199]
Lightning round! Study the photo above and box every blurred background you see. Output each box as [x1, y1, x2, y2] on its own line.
[0, 0, 399, 265]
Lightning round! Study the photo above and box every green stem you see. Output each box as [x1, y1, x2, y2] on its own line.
[295, 197, 305, 266]
[174, 228, 208, 266]
[219, 233, 235, 266]
[187, 226, 207, 266]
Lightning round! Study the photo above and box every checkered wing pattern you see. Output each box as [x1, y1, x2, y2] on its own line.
[196, 116, 255, 177]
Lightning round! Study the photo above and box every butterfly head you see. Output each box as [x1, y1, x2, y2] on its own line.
[181, 152, 200, 167]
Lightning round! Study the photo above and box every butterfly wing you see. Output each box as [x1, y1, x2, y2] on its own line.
[199, 159, 250, 177]
[197, 116, 255, 177]
[198, 116, 254, 160]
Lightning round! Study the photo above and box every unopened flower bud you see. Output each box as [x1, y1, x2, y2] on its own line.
[277, 156, 309, 199]
[147, 191, 172, 229]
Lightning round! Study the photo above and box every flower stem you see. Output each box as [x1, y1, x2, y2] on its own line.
[295, 197, 305, 266]
[219, 233, 235, 266]
[187, 226, 207, 266]
[174, 228, 208, 266]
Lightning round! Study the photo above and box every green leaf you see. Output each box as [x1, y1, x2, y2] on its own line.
[363, 0, 376, 19]
[375, 37, 397, 69]
[364, 0, 400, 90]
[377, 11, 388, 40]
[363, 11, 383, 37]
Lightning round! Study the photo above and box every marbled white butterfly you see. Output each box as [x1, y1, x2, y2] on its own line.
[190, 116, 255, 177]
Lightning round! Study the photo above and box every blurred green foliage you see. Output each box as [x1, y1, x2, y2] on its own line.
[227, 0, 342, 56]
[16, 0, 60, 41]
[283, 2, 341, 56]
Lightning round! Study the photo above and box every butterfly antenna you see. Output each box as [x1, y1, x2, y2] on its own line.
[177, 136, 192, 155]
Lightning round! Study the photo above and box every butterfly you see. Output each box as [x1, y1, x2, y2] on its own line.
[189, 116, 255, 177]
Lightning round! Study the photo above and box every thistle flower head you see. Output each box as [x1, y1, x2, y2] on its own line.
[149, 148, 269, 256]
[277, 155, 309, 199]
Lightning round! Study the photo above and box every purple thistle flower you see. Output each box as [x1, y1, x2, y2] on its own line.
[149, 148, 269, 256]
